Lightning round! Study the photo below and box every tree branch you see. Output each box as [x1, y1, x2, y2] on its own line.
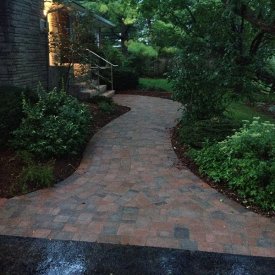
[222, 0, 275, 35]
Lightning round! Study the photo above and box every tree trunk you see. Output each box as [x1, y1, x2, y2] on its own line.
[120, 23, 130, 55]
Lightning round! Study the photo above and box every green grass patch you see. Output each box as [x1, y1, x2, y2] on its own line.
[139, 78, 172, 92]
[226, 102, 275, 123]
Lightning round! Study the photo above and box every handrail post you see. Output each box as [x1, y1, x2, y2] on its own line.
[111, 65, 113, 91]
[97, 65, 100, 92]
[86, 48, 118, 93]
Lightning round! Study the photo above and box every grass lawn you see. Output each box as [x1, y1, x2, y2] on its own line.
[226, 102, 275, 123]
[138, 78, 274, 123]
[139, 78, 172, 92]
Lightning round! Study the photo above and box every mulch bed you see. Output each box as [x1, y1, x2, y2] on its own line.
[171, 124, 275, 218]
[116, 89, 172, 100]
[0, 103, 130, 198]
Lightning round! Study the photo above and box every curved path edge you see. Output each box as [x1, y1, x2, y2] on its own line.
[0, 95, 274, 257]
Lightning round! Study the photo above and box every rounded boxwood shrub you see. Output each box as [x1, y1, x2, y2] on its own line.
[12, 88, 91, 158]
[0, 86, 37, 147]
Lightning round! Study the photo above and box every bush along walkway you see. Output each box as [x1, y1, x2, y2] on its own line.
[0, 95, 274, 257]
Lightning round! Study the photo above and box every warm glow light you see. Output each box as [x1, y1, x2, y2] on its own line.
[43, 0, 53, 17]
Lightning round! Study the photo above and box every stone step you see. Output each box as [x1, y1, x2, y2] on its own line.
[98, 85, 107, 94]
[102, 90, 115, 98]
[73, 82, 112, 99]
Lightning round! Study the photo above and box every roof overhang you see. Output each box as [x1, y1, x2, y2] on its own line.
[49, 0, 115, 28]
[93, 13, 115, 28]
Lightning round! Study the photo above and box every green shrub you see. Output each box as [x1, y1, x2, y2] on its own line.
[178, 117, 240, 148]
[98, 101, 115, 114]
[113, 69, 139, 91]
[87, 95, 116, 113]
[0, 86, 37, 147]
[16, 151, 54, 193]
[190, 118, 275, 210]
[139, 78, 172, 92]
[12, 87, 91, 158]
[88, 95, 114, 105]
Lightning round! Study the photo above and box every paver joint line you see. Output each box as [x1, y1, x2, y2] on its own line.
[0, 95, 274, 258]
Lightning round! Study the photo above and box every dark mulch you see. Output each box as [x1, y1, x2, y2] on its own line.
[116, 89, 172, 100]
[171, 124, 274, 218]
[0, 103, 130, 198]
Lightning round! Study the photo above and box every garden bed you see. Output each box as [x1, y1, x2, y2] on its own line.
[0, 102, 130, 198]
[171, 124, 275, 218]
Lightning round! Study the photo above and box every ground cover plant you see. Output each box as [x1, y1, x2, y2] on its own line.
[189, 119, 275, 211]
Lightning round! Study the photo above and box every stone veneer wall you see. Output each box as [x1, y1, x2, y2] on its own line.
[0, 0, 48, 89]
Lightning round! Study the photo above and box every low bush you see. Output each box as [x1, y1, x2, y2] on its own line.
[98, 101, 115, 114]
[178, 117, 239, 148]
[12, 87, 91, 158]
[88, 95, 114, 105]
[113, 69, 139, 91]
[87, 95, 116, 113]
[0, 86, 37, 147]
[139, 78, 172, 92]
[190, 118, 275, 210]
[16, 151, 54, 193]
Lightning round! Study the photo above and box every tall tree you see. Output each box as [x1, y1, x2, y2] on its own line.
[222, 0, 275, 35]
[80, 0, 140, 53]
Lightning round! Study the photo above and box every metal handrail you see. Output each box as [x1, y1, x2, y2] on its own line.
[74, 49, 118, 91]
[86, 48, 118, 91]
[86, 49, 118, 67]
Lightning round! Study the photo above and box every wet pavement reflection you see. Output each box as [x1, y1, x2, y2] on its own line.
[0, 235, 274, 274]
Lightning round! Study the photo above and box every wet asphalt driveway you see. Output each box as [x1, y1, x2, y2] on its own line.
[0, 235, 274, 275]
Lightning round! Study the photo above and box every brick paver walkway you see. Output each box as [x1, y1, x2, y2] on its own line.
[0, 95, 274, 257]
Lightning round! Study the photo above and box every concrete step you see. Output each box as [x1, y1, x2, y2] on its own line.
[102, 90, 115, 98]
[79, 89, 98, 100]
[98, 85, 107, 94]
[72, 81, 111, 99]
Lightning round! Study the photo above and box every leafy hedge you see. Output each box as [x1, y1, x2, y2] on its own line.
[190, 118, 275, 210]
[0, 86, 37, 147]
[12, 88, 91, 158]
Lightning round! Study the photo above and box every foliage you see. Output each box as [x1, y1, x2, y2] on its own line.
[81, 0, 140, 53]
[88, 95, 113, 105]
[227, 102, 275, 124]
[169, 0, 267, 121]
[48, 9, 98, 90]
[170, 46, 232, 120]
[16, 151, 54, 193]
[139, 78, 172, 92]
[127, 40, 158, 58]
[102, 45, 130, 67]
[98, 101, 115, 114]
[178, 117, 240, 148]
[0, 86, 37, 147]
[12, 86, 91, 158]
[90, 95, 116, 114]
[190, 118, 275, 210]
[113, 69, 139, 91]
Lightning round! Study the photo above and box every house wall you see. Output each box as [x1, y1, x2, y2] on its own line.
[0, 0, 48, 89]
